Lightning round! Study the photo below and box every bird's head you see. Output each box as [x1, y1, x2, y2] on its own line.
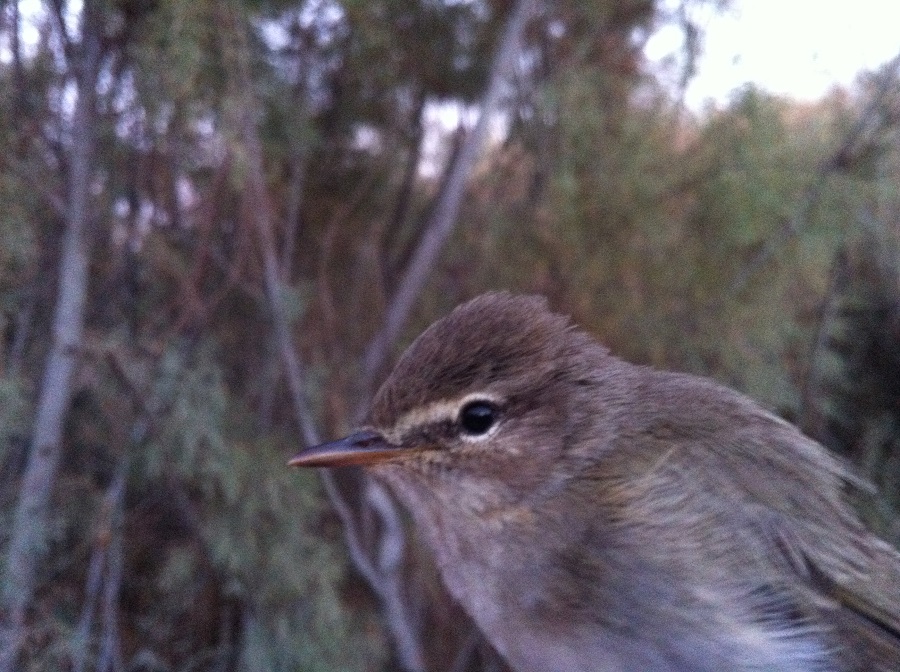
[290, 293, 618, 498]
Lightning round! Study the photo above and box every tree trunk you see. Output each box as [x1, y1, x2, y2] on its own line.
[0, 4, 100, 670]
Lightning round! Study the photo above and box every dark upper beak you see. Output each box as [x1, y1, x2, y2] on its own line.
[288, 429, 401, 468]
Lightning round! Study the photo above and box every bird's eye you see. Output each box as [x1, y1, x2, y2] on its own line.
[459, 401, 498, 436]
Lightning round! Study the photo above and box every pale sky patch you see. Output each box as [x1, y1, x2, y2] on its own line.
[646, 0, 900, 110]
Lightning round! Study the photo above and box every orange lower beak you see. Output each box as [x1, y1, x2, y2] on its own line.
[288, 430, 402, 468]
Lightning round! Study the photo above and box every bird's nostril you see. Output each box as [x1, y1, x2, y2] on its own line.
[350, 430, 386, 449]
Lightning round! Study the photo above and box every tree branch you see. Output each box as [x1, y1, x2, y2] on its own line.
[70, 520, 106, 672]
[360, 0, 538, 394]
[219, 7, 427, 670]
[70, 452, 129, 672]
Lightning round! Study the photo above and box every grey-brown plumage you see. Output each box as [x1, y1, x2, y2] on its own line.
[291, 292, 900, 672]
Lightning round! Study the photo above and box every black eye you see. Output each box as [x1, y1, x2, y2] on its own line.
[459, 401, 498, 436]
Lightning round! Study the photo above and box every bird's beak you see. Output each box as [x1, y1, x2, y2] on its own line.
[288, 429, 401, 468]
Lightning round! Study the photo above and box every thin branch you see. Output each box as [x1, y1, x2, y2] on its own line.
[384, 88, 428, 277]
[324, 170, 386, 338]
[360, 0, 538, 394]
[6, 287, 35, 380]
[281, 153, 306, 281]
[387, 123, 465, 300]
[71, 454, 128, 672]
[212, 600, 237, 672]
[70, 527, 105, 672]
[448, 627, 481, 672]
[96, 516, 125, 672]
[8, 0, 24, 119]
[317, 475, 384, 590]
[48, 0, 73, 61]
[281, 16, 312, 280]
[798, 248, 848, 439]
[243, 122, 319, 450]
[364, 479, 424, 670]
[219, 8, 426, 671]
[365, 480, 405, 572]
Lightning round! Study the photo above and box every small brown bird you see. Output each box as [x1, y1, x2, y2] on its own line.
[290, 292, 900, 672]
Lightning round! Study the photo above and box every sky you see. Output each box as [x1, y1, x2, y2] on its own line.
[645, 0, 900, 110]
[6, 1, 899, 113]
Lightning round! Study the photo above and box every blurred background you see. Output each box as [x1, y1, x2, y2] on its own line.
[0, 0, 899, 670]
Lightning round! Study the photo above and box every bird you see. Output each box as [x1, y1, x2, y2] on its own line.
[289, 292, 900, 672]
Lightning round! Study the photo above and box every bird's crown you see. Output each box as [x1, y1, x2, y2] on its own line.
[368, 292, 598, 435]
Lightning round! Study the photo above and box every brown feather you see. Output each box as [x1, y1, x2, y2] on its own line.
[310, 293, 900, 672]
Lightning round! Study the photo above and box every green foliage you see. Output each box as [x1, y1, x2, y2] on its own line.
[142, 344, 230, 487]
[130, 0, 224, 113]
[0, 378, 29, 559]
[339, 0, 498, 112]
[136, 344, 384, 670]
[448, 74, 897, 427]
[0, 47, 44, 295]
[0, 176, 37, 283]
[687, 89, 889, 410]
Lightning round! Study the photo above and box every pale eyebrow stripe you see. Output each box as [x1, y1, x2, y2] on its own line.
[387, 392, 504, 442]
